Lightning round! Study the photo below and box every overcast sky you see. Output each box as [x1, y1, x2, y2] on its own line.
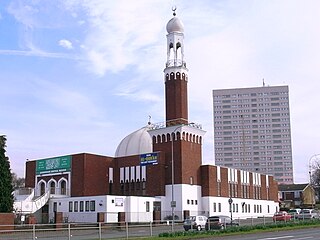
[1, 0, 320, 183]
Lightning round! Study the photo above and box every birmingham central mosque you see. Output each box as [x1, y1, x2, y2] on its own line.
[14, 10, 279, 224]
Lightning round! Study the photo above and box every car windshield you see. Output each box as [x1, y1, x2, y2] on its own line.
[186, 216, 195, 221]
[301, 209, 311, 213]
[288, 210, 297, 213]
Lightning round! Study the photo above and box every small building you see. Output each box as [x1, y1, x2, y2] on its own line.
[278, 183, 316, 209]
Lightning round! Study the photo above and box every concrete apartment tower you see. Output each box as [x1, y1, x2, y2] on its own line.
[212, 85, 293, 184]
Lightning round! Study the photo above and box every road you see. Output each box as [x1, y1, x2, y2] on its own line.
[200, 227, 320, 240]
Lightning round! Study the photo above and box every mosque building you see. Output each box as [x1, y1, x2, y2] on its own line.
[14, 10, 279, 224]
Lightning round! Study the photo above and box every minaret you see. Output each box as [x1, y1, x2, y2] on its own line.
[164, 9, 188, 126]
[148, 10, 206, 187]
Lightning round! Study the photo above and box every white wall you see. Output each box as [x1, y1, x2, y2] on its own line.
[202, 196, 278, 219]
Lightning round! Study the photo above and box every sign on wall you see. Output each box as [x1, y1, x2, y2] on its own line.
[36, 155, 71, 175]
[140, 152, 158, 166]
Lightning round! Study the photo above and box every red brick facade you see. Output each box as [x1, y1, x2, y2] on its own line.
[165, 72, 188, 125]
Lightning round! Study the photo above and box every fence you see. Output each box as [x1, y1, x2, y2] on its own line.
[0, 216, 310, 240]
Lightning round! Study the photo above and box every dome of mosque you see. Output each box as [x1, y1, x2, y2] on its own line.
[166, 16, 184, 33]
[115, 125, 153, 158]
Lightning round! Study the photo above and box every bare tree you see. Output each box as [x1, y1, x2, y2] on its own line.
[11, 172, 25, 189]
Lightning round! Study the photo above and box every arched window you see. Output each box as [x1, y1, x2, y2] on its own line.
[40, 182, 45, 195]
[61, 180, 66, 195]
[50, 181, 56, 194]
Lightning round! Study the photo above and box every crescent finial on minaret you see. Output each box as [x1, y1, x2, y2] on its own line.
[172, 6, 177, 16]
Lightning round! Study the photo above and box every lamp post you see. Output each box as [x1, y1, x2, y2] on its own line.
[228, 198, 233, 226]
[170, 125, 181, 232]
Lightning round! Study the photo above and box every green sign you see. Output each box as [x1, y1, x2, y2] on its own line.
[36, 155, 71, 175]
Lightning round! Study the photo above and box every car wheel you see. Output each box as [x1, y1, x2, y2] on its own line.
[197, 225, 201, 231]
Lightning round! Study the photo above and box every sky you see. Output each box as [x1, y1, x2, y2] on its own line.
[1, 0, 320, 183]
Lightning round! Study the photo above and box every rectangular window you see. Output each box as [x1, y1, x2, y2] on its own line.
[146, 201, 150, 212]
[218, 203, 221, 212]
[80, 201, 84, 212]
[90, 200, 95, 211]
[213, 202, 216, 212]
[69, 201, 73, 212]
[74, 201, 78, 212]
[85, 201, 90, 212]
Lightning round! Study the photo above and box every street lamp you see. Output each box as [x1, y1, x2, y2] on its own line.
[228, 198, 233, 226]
[170, 125, 182, 232]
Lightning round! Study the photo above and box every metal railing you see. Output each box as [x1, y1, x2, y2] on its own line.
[1, 215, 317, 240]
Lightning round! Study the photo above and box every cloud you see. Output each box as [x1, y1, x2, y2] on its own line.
[59, 39, 73, 49]
[0, 49, 79, 59]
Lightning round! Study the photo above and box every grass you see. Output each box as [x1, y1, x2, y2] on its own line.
[152, 219, 320, 239]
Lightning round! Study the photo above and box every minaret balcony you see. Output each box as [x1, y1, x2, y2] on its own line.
[166, 60, 186, 68]
[149, 119, 202, 130]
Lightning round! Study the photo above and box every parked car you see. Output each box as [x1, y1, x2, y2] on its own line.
[183, 215, 207, 231]
[287, 208, 301, 219]
[297, 209, 320, 220]
[273, 211, 292, 222]
[205, 215, 238, 230]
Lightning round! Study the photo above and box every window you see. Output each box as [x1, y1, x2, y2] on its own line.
[146, 201, 150, 212]
[61, 181, 66, 195]
[80, 201, 84, 212]
[187, 199, 190, 204]
[218, 203, 221, 212]
[213, 202, 216, 212]
[50, 182, 56, 194]
[69, 201, 73, 212]
[90, 200, 95, 211]
[85, 201, 90, 212]
[74, 201, 78, 212]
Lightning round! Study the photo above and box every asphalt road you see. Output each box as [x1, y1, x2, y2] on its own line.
[200, 227, 320, 240]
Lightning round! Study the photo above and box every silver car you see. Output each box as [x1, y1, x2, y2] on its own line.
[297, 209, 320, 220]
[183, 215, 208, 231]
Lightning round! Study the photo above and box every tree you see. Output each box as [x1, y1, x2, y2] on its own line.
[12, 172, 25, 189]
[0, 135, 14, 212]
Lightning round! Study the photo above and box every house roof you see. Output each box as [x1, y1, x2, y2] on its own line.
[278, 183, 309, 192]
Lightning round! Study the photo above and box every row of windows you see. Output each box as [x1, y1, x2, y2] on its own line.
[215, 125, 291, 131]
[215, 156, 292, 163]
[215, 118, 290, 125]
[214, 91, 288, 99]
[218, 135, 290, 140]
[69, 200, 95, 212]
[186, 199, 198, 205]
[214, 108, 290, 115]
[215, 102, 289, 109]
[216, 145, 291, 152]
[216, 150, 291, 156]
[213, 202, 267, 214]
[215, 113, 290, 119]
[214, 96, 288, 104]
